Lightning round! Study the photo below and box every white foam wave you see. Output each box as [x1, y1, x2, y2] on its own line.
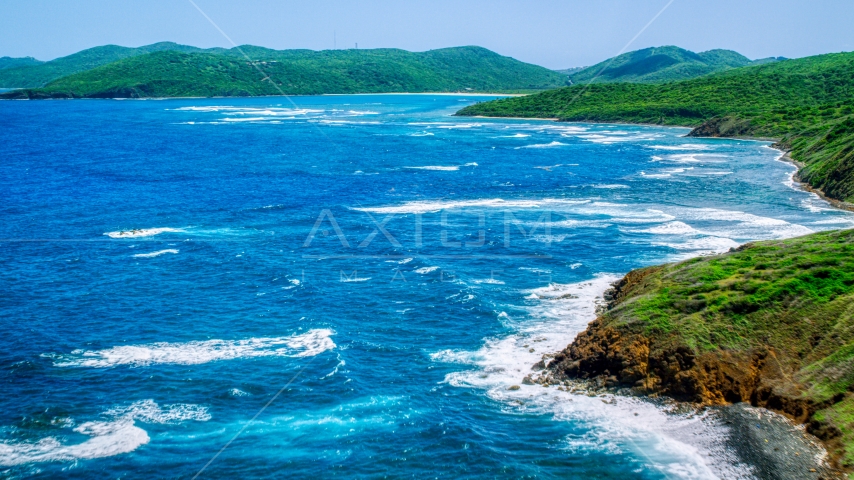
[132, 249, 178, 258]
[676, 207, 813, 239]
[405, 166, 459, 171]
[340, 277, 371, 283]
[811, 218, 854, 225]
[49, 329, 335, 367]
[0, 400, 208, 467]
[172, 106, 322, 116]
[222, 117, 269, 122]
[103, 399, 211, 424]
[636, 221, 700, 235]
[415, 266, 440, 274]
[353, 198, 590, 214]
[498, 133, 531, 138]
[437, 123, 481, 129]
[640, 171, 672, 178]
[654, 236, 740, 253]
[410, 131, 434, 136]
[515, 141, 568, 149]
[654, 154, 727, 164]
[432, 275, 730, 479]
[105, 228, 184, 238]
[648, 144, 713, 151]
[579, 134, 656, 144]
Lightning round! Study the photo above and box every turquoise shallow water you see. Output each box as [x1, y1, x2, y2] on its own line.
[1, 95, 852, 479]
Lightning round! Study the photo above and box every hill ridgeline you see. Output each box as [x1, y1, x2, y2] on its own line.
[562, 46, 783, 84]
[0, 45, 569, 98]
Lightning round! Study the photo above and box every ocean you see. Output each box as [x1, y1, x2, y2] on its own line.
[1, 94, 851, 478]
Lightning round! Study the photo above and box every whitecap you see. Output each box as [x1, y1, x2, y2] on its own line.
[222, 117, 270, 122]
[655, 154, 728, 164]
[437, 123, 481, 129]
[340, 277, 372, 283]
[654, 236, 740, 253]
[578, 134, 655, 144]
[432, 274, 732, 479]
[640, 171, 672, 178]
[48, 329, 336, 367]
[648, 144, 713, 151]
[415, 266, 440, 274]
[105, 228, 184, 238]
[0, 400, 208, 467]
[103, 399, 211, 424]
[132, 249, 178, 258]
[353, 198, 590, 215]
[515, 141, 568, 149]
[405, 166, 459, 171]
[635, 221, 699, 235]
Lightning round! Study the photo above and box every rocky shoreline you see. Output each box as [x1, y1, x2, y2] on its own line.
[526, 265, 851, 479]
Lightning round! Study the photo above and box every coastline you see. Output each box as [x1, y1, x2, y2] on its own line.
[502, 127, 852, 476]
[775, 150, 854, 213]
[467, 111, 854, 213]
[0, 91, 529, 100]
[531, 276, 845, 479]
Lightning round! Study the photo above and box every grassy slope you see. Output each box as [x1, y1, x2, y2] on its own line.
[0, 42, 212, 88]
[597, 229, 854, 469]
[567, 46, 755, 84]
[458, 51, 854, 202]
[0, 47, 569, 98]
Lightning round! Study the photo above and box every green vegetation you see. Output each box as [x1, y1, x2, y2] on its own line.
[0, 42, 213, 88]
[0, 46, 568, 98]
[0, 56, 43, 71]
[458, 51, 854, 203]
[565, 46, 777, 84]
[604, 229, 854, 468]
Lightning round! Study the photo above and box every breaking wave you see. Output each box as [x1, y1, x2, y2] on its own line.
[48, 329, 336, 367]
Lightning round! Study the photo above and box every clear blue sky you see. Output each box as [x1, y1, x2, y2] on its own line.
[1, 0, 852, 69]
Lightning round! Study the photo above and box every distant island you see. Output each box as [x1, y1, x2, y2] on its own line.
[0, 43, 570, 98]
[459, 48, 854, 474]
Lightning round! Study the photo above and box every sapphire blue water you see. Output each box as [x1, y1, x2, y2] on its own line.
[1, 95, 852, 478]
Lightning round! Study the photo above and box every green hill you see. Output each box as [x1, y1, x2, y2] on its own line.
[566, 46, 775, 84]
[457, 51, 854, 204]
[0, 46, 569, 98]
[0, 56, 43, 71]
[546, 229, 854, 472]
[0, 42, 213, 88]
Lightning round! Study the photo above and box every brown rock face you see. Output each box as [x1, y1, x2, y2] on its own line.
[547, 322, 784, 404]
[686, 115, 755, 138]
[545, 265, 831, 430]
